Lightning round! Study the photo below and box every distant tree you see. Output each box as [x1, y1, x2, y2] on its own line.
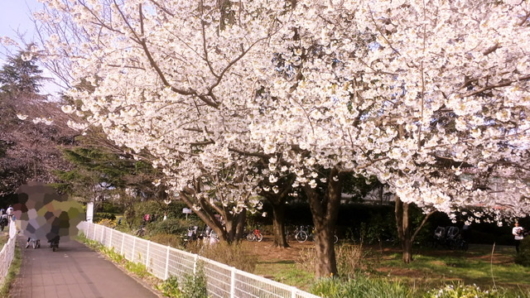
[0, 49, 75, 196]
[0, 45, 46, 95]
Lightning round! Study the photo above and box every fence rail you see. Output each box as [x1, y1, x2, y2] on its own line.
[79, 222, 320, 298]
[0, 221, 18, 286]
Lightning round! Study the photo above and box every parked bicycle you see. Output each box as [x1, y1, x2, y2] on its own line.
[293, 225, 338, 243]
[246, 227, 263, 242]
[135, 225, 146, 237]
[431, 226, 468, 251]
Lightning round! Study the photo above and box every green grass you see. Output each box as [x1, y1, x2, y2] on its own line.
[253, 243, 530, 297]
[0, 233, 8, 247]
[377, 245, 530, 291]
[76, 233, 153, 279]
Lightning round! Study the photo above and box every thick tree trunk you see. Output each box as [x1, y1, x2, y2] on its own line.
[225, 210, 246, 242]
[180, 189, 237, 244]
[260, 177, 294, 248]
[395, 197, 413, 263]
[271, 201, 289, 247]
[313, 224, 337, 277]
[303, 167, 341, 278]
[401, 237, 413, 263]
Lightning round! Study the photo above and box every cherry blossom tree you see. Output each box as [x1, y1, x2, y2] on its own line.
[249, 0, 530, 264]
[35, 0, 530, 275]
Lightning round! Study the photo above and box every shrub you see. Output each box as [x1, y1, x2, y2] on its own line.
[335, 244, 376, 278]
[298, 244, 375, 278]
[125, 261, 149, 279]
[180, 265, 208, 298]
[156, 275, 182, 298]
[311, 276, 414, 298]
[149, 233, 184, 249]
[198, 242, 257, 273]
[148, 218, 188, 236]
[94, 212, 116, 222]
[96, 218, 116, 228]
[515, 237, 530, 267]
[425, 283, 500, 298]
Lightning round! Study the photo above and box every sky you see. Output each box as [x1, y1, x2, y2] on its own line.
[0, 0, 43, 58]
[0, 0, 61, 96]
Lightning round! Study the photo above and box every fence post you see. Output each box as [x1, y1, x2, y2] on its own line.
[193, 254, 198, 275]
[230, 267, 236, 298]
[108, 228, 113, 248]
[164, 245, 170, 280]
[145, 241, 150, 267]
[132, 237, 136, 262]
[121, 233, 125, 255]
[291, 286, 298, 298]
[92, 223, 96, 240]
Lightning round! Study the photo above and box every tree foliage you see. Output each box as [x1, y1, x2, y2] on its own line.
[0, 49, 75, 196]
[35, 0, 530, 275]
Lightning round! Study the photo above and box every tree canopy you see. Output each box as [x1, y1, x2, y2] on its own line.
[34, 0, 530, 276]
[0, 49, 75, 196]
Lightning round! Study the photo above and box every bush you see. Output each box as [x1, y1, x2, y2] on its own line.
[198, 242, 257, 273]
[180, 265, 208, 298]
[147, 218, 189, 236]
[335, 244, 375, 278]
[96, 218, 116, 228]
[94, 212, 116, 222]
[425, 283, 500, 298]
[311, 276, 414, 298]
[298, 244, 376, 278]
[149, 234, 184, 249]
[157, 275, 182, 298]
[515, 237, 530, 267]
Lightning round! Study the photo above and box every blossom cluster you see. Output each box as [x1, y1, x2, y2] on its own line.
[36, 0, 530, 219]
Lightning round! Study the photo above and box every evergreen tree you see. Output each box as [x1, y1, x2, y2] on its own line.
[0, 50, 74, 197]
[0, 45, 45, 95]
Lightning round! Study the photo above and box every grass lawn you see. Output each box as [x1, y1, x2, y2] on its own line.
[250, 241, 530, 295]
[0, 232, 8, 247]
[375, 244, 530, 291]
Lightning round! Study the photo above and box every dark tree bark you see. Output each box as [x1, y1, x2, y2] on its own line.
[302, 167, 341, 278]
[260, 176, 294, 248]
[270, 201, 288, 247]
[180, 180, 247, 244]
[395, 196, 434, 263]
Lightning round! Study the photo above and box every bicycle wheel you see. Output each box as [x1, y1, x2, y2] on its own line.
[333, 235, 339, 244]
[256, 233, 263, 242]
[246, 232, 255, 241]
[296, 231, 308, 243]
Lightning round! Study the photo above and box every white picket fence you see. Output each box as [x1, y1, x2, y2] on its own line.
[79, 222, 320, 298]
[0, 221, 18, 286]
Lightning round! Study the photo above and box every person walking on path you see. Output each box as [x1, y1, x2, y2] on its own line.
[513, 221, 526, 253]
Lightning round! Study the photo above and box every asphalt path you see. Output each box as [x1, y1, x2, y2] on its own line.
[8, 236, 159, 298]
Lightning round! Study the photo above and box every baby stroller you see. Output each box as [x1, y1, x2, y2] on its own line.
[26, 237, 41, 249]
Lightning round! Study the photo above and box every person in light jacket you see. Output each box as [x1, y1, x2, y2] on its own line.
[513, 221, 525, 253]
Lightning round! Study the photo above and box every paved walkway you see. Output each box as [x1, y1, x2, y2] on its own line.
[9, 236, 160, 298]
